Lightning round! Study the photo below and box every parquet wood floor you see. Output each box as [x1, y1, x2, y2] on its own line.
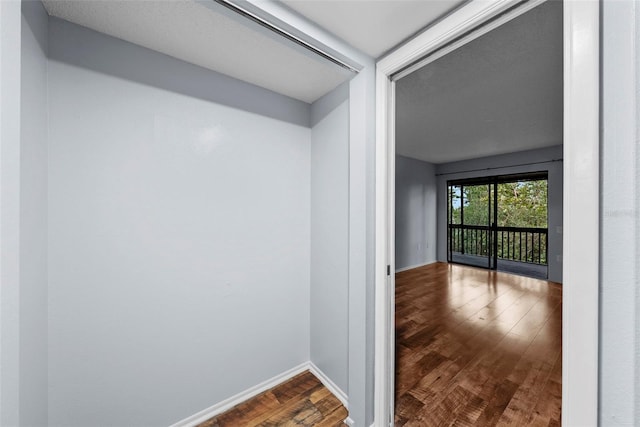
[198, 371, 348, 427]
[395, 262, 562, 426]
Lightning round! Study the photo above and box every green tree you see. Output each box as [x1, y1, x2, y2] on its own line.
[496, 180, 547, 227]
[449, 179, 547, 228]
[461, 184, 491, 226]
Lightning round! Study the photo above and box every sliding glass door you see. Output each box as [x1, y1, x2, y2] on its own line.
[447, 173, 548, 278]
[447, 181, 494, 269]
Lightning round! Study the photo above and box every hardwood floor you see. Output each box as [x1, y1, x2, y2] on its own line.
[395, 262, 562, 426]
[198, 262, 559, 427]
[198, 371, 348, 427]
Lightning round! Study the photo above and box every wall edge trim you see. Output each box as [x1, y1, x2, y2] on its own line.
[395, 260, 437, 273]
[169, 362, 309, 427]
[169, 361, 350, 427]
[308, 361, 349, 409]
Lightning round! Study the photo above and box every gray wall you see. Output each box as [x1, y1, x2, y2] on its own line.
[600, 1, 639, 424]
[1, 2, 50, 425]
[5, 2, 638, 427]
[20, 1, 49, 425]
[46, 15, 310, 129]
[1, 1, 24, 425]
[395, 155, 437, 271]
[47, 18, 311, 427]
[347, 64, 376, 427]
[435, 145, 563, 283]
[310, 83, 349, 395]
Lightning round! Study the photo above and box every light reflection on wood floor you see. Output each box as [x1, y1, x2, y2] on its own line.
[395, 262, 562, 426]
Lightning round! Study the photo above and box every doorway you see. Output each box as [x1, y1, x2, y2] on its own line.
[447, 173, 549, 279]
[375, 1, 599, 426]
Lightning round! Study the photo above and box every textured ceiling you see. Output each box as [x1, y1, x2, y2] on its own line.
[42, 0, 353, 103]
[395, 1, 563, 164]
[280, 0, 466, 58]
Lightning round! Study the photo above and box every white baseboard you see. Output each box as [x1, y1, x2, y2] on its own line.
[395, 260, 436, 273]
[308, 361, 349, 409]
[344, 416, 355, 426]
[169, 362, 309, 427]
[170, 362, 350, 427]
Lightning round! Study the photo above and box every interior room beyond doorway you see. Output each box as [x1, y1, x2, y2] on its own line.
[391, 1, 565, 425]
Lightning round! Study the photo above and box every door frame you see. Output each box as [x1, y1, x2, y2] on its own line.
[374, 0, 600, 425]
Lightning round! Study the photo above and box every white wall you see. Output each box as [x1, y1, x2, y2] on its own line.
[310, 83, 350, 396]
[20, 1, 49, 425]
[47, 19, 311, 426]
[435, 145, 563, 283]
[600, 1, 639, 424]
[395, 155, 437, 271]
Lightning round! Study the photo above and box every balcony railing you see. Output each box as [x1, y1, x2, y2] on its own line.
[448, 224, 548, 265]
